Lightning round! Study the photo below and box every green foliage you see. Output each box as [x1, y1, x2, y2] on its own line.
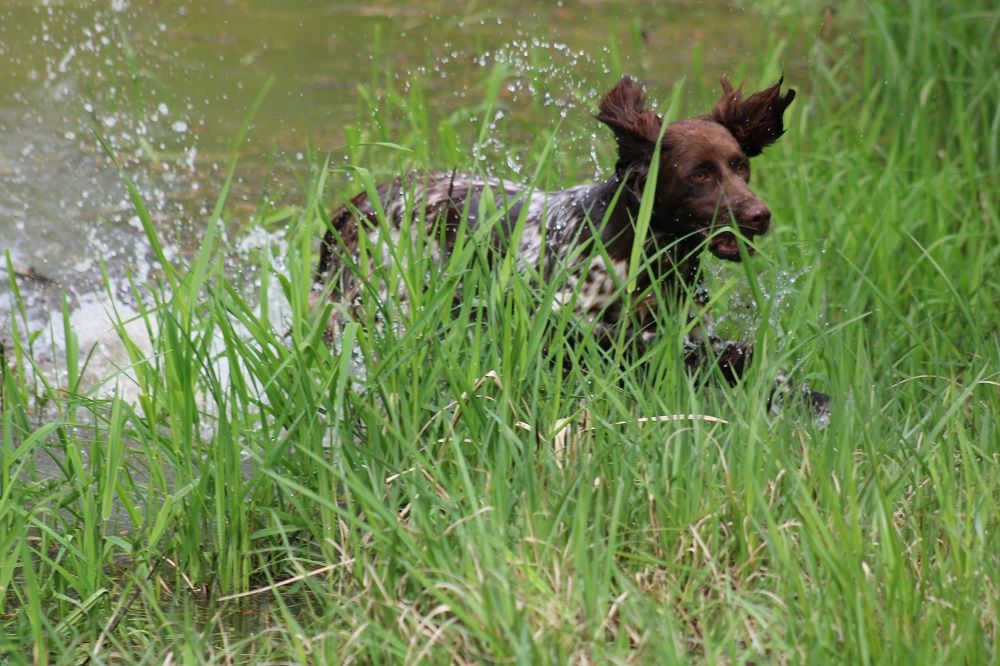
[1, 0, 997, 662]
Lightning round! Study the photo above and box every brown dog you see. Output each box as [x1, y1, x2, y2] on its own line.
[315, 76, 828, 412]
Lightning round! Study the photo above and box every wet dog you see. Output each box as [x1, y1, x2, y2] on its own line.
[314, 76, 828, 412]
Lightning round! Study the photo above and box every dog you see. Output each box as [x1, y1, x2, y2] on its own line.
[314, 76, 828, 413]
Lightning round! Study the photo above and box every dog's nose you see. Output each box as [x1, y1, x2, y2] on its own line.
[743, 203, 771, 234]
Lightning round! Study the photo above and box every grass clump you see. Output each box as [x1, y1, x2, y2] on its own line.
[2, 0, 998, 662]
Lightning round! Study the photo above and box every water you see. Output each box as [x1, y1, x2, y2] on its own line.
[0, 0, 794, 395]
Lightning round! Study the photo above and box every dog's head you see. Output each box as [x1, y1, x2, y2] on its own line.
[596, 76, 795, 261]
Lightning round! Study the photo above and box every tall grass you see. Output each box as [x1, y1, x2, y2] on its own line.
[2, 0, 998, 662]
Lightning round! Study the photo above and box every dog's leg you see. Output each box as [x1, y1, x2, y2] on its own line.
[682, 332, 751, 383]
[684, 329, 830, 417]
[767, 369, 831, 417]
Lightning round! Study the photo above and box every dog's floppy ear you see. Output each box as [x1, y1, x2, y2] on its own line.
[711, 76, 795, 157]
[595, 76, 662, 174]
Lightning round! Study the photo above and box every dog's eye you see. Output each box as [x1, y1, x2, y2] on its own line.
[731, 160, 748, 174]
[690, 169, 711, 183]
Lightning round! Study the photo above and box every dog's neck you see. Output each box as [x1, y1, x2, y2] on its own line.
[569, 172, 702, 291]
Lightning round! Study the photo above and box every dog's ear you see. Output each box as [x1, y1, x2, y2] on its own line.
[711, 76, 795, 157]
[595, 76, 662, 174]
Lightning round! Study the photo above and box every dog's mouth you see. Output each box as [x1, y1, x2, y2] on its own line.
[702, 229, 758, 261]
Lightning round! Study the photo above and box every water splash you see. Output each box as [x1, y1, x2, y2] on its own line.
[464, 39, 614, 179]
[711, 264, 811, 346]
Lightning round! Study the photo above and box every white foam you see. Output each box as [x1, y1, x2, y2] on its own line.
[52, 290, 155, 403]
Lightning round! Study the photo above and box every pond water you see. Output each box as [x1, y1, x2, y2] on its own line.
[0, 0, 801, 392]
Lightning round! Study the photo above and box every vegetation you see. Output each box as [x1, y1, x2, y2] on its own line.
[2, 0, 997, 662]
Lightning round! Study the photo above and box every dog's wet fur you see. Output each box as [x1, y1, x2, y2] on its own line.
[314, 76, 828, 413]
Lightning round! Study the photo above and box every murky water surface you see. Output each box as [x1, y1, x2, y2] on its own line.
[1, 0, 792, 390]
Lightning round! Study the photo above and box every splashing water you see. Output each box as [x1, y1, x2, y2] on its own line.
[710, 264, 812, 346]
